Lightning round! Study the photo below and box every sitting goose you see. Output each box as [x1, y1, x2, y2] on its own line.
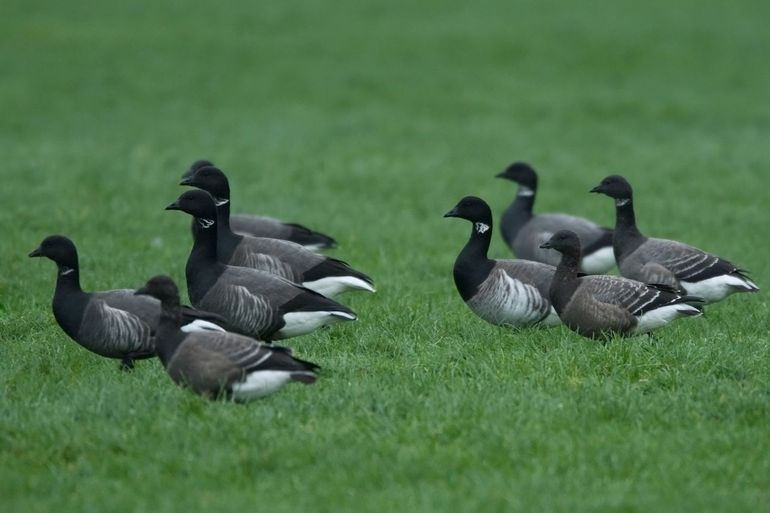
[541, 230, 703, 340]
[29, 235, 225, 369]
[135, 275, 319, 401]
[591, 175, 759, 303]
[166, 190, 357, 340]
[183, 160, 337, 251]
[180, 165, 374, 298]
[444, 196, 559, 328]
[496, 162, 615, 274]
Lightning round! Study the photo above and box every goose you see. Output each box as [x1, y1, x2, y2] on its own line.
[180, 165, 374, 298]
[135, 275, 319, 401]
[166, 190, 357, 340]
[590, 175, 759, 304]
[182, 160, 337, 251]
[496, 162, 615, 274]
[540, 230, 703, 339]
[444, 196, 559, 328]
[28, 235, 226, 369]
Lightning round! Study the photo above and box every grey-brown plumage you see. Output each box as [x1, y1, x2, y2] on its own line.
[182, 160, 337, 251]
[542, 230, 703, 340]
[444, 196, 559, 328]
[591, 175, 759, 303]
[135, 276, 319, 401]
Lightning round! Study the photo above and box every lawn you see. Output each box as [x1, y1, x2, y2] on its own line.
[1, 0, 769, 511]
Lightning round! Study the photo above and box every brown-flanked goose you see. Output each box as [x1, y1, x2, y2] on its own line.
[180, 165, 374, 298]
[444, 196, 559, 328]
[590, 175, 758, 304]
[166, 190, 357, 341]
[29, 235, 225, 369]
[541, 230, 703, 340]
[135, 275, 319, 401]
[182, 160, 337, 251]
[496, 162, 615, 274]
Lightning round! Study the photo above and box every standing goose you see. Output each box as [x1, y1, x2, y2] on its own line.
[541, 230, 703, 339]
[180, 165, 374, 298]
[166, 190, 357, 340]
[183, 160, 337, 251]
[28, 235, 225, 369]
[135, 275, 319, 401]
[590, 175, 759, 303]
[444, 196, 559, 328]
[496, 162, 615, 274]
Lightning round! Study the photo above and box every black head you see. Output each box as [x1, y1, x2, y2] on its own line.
[181, 159, 215, 180]
[165, 189, 218, 227]
[539, 230, 582, 257]
[135, 275, 181, 306]
[590, 175, 633, 200]
[179, 165, 230, 201]
[495, 162, 538, 189]
[444, 196, 493, 235]
[28, 235, 79, 270]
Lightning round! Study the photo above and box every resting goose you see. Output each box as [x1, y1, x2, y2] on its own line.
[29, 235, 225, 369]
[591, 175, 759, 304]
[180, 165, 374, 298]
[541, 230, 703, 339]
[182, 160, 337, 251]
[444, 196, 559, 328]
[496, 162, 615, 274]
[166, 190, 357, 340]
[135, 275, 319, 401]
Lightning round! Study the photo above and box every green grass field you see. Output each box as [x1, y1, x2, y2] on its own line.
[2, 0, 769, 511]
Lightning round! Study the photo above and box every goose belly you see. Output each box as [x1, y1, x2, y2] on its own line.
[632, 304, 701, 334]
[275, 310, 356, 339]
[230, 370, 293, 400]
[681, 274, 758, 304]
[466, 273, 550, 327]
[580, 246, 615, 274]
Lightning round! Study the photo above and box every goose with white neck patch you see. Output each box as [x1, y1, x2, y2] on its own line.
[541, 230, 703, 340]
[135, 275, 319, 401]
[180, 165, 374, 298]
[497, 162, 615, 274]
[166, 190, 357, 341]
[182, 160, 337, 251]
[445, 196, 559, 329]
[591, 175, 759, 304]
[28, 235, 226, 369]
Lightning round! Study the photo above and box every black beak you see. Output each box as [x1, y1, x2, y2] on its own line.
[589, 185, 602, 193]
[28, 246, 43, 258]
[443, 207, 460, 218]
[134, 286, 149, 296]
[165, 200, 181, 211]
[494, 171, 507, 179]
[539, 242, 552, 249]
[179, 176, 193, 186]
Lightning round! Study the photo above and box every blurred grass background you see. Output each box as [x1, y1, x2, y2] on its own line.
[1, 1, 769, 512]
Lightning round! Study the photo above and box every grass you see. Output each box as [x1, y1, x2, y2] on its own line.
[2, 0, 770, 511]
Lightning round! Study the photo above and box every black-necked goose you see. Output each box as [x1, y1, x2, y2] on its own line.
[496, 162, 615, 274]
[444, 196, 559, 328]
[29, 235, 225, 368]
[180, 165, 374, 298]
[541, 230, 703, 339]
[135, 275, 319, 401]
[182, 160, 337, 251]
[591, 175, 759, 304]
[166, 190, 357, 340]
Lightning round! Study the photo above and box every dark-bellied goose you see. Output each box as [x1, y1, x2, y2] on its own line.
[166, 190, 357, 340]
[541, 230, 703, 339]
[182, 160, 337, 251]
[29, 235, 226, 369]
[590, 175, 759, 304]
[180, 165, 374, 298]
[444, 196, 559, 328]
[496, 162, 615, 274]
[135, 275, 319, 401]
